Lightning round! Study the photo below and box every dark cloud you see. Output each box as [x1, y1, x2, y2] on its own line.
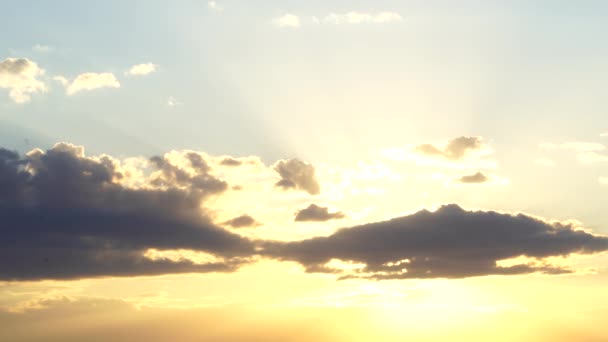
[220, 157, 242, 166]
[223, 214, 259, 228]
[0, 144, 253, 281]
[295, 204, 345, 222]
[263, 205, 608, 279]
[458, 171, 488, 184]
[273, 159, 320, 195]
[149, 154, 227, 193]
[415, 136, 484, 160]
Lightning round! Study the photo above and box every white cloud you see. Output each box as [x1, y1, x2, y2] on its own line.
[274, 14, 300, 28]
[208, 1, 222, 11]
[534, 158, 556, 167]
[52, 75, 69, 86]
[167, 96, 182, 107]
[66, 72, 120, 95]
[324, 11, 402, 24]
[600, 177, 608, 185]
[126, 63, 158, 76]
[577, 152, 608, 164]
[32, 44, 52, 53]
[0, 58, 47, 103]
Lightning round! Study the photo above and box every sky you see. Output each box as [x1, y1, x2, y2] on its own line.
[1, 1, 608, 341]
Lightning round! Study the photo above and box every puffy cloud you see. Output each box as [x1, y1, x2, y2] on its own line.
[324, 11, 402, 24]
[273, 159, 320, 195]
[66, 72, 120, 95]
[0, 144, 253, 280]
[274, 14, 300, 28]
[263, 205, 608, 279]
[149, 153, 228, 193]
[0, 58, 47, 103]
[295, 204, 345, 222]
[457, 171, 488, 184]
[126, 63, 158, 76]
[223, 214, 259, 228]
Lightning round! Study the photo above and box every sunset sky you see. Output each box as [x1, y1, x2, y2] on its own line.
[1, 1, 608, 341]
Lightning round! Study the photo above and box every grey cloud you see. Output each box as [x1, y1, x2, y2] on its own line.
[0, 144, 253, 281]
[415, 136, 484, 160]
[263, 205, 608, 279]
[458, 172, 488, 184]
[220, 157, 242, 166]
[223, 214, 259, 228]
[295, 204, 345, 222]
[274, 159, 320, 195]
[149, 154, 227, 194]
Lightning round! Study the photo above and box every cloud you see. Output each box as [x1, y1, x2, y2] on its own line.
[126, 63, 158, 76]
[457, 171, 488, 184]
[0, 58, 47, 103]
[32, 44, 52, 53]
[167, 96, 182, 107]
[600, 177, 608, 185]
[540, 141, 605, 152]
[323, 11, 402, 24]
[223, 214, 259, 228]
[220, 157, 242, 166]
[601, 132, 608, 137]
[273, 159, 320, 195]
[415, 136, 485, 160]
[52, 75, 68, 86]
[66, 72, 120, 95]
[274, 14, 300, 28]
[577, 152, 608, 163]
[263, 205, 608, 279]
[0, 144, 254, 280]
[541, 141, 608, 164]
[295, 204, 345, 222]
[208, 1, 222, 11]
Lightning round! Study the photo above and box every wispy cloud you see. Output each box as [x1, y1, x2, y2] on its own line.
[273, 14, 300, 28]
[208, 1, 223, 12]
[322, 11, 402, 24]
[167, 96, 182, 107]
[32, 44, 52, 53]
[126, 63, 158, 76]
[66, 72, 120, 95]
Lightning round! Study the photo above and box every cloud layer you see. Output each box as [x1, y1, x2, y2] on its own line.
[1, 143, 606, 281]
[0, 144, 253, 280]
[264, 205, 608, 279]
